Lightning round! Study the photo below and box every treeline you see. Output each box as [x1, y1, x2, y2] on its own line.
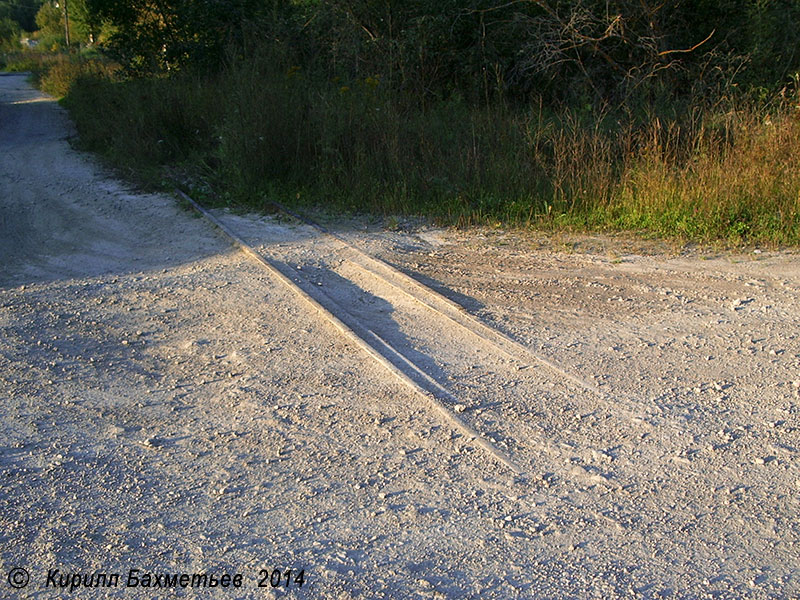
[84, 0, 800, 106]
[6, 1, 800, 244]
[6, 0, 800, 107]
[0, 0, 98, 50]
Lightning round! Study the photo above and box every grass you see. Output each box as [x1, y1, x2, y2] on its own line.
[2, 50, 118, 97]
[11, 50, 800, 246]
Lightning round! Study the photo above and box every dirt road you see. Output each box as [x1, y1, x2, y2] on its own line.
[1, 73, 799, 598]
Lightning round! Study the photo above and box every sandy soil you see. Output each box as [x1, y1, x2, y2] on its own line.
[1, 73, 798, 599]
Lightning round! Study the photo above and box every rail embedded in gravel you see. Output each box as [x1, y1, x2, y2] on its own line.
[174, 189, 524, 475]
[269, 201, 655, 417]
[175, 189, 669, 489]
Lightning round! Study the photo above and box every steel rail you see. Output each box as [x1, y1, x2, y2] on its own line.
[175, 189, 524, 476]
[269, 201, 651, 419]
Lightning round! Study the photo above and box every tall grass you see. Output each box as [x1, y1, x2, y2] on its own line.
[63, 74, 218, 169]
[606, 109, 800, 243]
[57, 50, 800, 245]
[2, 51, 118, 97]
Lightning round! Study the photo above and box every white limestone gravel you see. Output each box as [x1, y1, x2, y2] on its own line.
[1, 73, 799, 599]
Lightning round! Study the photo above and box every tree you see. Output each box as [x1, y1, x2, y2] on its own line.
[34, 1, 64, 46]
[29, 0, 104, 47]
[0, 15, 20, 50]
[0, 0, 45, 32]
[69, 0, 102, 44]
[87, 0, 263, 73]
[75, 0, 800, 103]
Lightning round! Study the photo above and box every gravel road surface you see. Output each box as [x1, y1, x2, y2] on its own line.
[1, 73, 799, 599]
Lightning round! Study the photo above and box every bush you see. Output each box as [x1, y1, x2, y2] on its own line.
[62, 70, 218, 168]
[0, 17, 21, 52]
[38, 54, 118, 97]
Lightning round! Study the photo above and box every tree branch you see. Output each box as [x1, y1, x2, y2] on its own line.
[658, 29, 714, 56]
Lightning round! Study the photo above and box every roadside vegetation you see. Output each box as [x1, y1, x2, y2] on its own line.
[4, 1, 800, 245]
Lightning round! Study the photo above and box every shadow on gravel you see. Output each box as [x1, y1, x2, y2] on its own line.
[278, 264, 456, 395]
[0, 73, 285, 288]
[388, 264, 486, 314]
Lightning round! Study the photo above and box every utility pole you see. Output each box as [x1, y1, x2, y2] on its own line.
[63, 0, 71, 49]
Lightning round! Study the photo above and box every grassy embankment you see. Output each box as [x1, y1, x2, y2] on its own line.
[7, 51, 800, 246]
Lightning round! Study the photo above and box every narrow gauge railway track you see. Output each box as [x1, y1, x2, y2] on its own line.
[176, 189, 663, 487]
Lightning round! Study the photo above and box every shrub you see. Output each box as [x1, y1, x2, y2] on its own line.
[39, 54, 118, 97]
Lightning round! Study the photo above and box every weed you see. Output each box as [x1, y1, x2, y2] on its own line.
[384, 216, 400, 231]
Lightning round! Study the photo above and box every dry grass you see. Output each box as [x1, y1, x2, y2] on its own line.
[604, 109, 800, 243]
[54, 50, 800, 245]
[2, 51, 119, 98]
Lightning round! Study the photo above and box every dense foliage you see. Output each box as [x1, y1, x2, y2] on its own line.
[0, 0, 100, 49]
[0, 16, 20, 50]
[5, 1, 799, 105]
[0, 0, 41, 32]
[81, 0, 800, 106]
